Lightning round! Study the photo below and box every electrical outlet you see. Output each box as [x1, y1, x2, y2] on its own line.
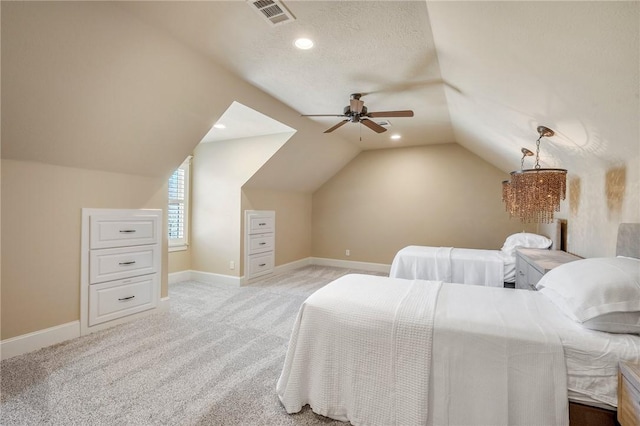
[345, 249, 350, 256]
[229, 261, 235, 270]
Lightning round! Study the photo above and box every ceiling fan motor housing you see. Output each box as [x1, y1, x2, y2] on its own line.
[344, 105, 367, 122]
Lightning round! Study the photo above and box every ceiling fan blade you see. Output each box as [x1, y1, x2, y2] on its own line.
[324, 120, 349, 133]
[360, 118, 387, 134]
[367, 110, 414, 118]
[350, 99, 364, 114]
[301, 114, 346, 117]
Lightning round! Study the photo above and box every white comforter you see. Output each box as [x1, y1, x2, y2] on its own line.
[389, 245, 514, 286]
[277, 274, 568, 426]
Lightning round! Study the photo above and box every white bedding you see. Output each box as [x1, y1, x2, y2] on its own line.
[389, 245, 515, 286]
[277, 274, 569, 425]
[547, 304, 640, 408]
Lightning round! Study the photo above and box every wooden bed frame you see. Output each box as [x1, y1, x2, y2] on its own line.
[568, 223, 640, 426]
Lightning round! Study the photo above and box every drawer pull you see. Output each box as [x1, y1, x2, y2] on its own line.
[259, 242, 267, 245]
[119, 229, 137, 233]
[119, 261, 136, 266]
[118, 295, 135, 301]
[259, 223, 266, 226]
[259, 263, 267, 267]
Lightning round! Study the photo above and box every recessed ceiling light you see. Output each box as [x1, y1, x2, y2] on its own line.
[294, 38, 314, 50]
[213, 123, 226, 129]
[390, 134, 401, 140]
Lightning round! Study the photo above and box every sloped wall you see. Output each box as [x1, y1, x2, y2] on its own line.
[1, 160, 167, 340]
[190, 133, 293, 277]
[1, 2, 359, 340]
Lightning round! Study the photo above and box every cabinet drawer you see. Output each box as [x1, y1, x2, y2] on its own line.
[90, 245, 158, 284]
[248, 214, 274, 234]
[619, 374, 640, 426]
[248, 233, 274, 254]
[247, 252, 274, 278]
[89, 275, 157, 326]
[90, 215, 159, 249]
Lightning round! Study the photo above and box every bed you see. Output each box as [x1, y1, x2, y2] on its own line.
[389, 232, 553, 286]
[277, 223, 640, 425]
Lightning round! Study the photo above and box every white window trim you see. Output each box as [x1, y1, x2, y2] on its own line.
[168, 156, 192, 251]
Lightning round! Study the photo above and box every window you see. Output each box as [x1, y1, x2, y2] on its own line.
[168, 156, 191, 251]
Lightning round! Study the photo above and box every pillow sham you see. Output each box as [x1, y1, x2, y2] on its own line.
[581, 311, 640, 334]
[537, 257, 640, 333]
[501, 233, 553, 256]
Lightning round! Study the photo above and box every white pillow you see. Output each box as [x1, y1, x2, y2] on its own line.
[537, 257, 640, 333]
[581, 311, 640, 334]
[500, 233, 553, 256]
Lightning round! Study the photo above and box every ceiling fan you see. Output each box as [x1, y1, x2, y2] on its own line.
[301, 93, 414, 134]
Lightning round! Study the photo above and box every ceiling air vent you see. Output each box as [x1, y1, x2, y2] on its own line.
[376, 120, 391, 127]
[248, 0, 296, 26]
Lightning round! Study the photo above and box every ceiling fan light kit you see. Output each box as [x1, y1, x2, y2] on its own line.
[302, 93, 414, 134]
[502, 126, 568, 223]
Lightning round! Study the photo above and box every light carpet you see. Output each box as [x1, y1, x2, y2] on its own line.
[1, 265, 383, 425]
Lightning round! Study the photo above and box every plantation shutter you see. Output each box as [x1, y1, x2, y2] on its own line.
[168, 157, 190, 248]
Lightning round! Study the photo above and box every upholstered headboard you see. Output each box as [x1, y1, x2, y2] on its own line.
[616, 223, 640, 259]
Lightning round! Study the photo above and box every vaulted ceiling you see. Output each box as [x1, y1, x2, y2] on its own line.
[118, 0, 640, 177]
[2, 1, 638, 192]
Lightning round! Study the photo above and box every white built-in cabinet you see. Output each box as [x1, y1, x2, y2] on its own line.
[244, 210, 275, 281]
[81, 208, 162, 335]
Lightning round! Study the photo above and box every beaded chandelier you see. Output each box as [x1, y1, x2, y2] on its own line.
[502, 148, 533, 217]
[503, 126, 567, 223]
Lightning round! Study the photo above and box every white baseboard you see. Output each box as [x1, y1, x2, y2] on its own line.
[311, 257, 391, 274]
[168, 270, 191, 285]
[190, 270, 242, 287]
[274, 257, 313, 275]
[159, 296, 170, 312]
[1, 321, 80, 361]
[174, 257, 388, 288]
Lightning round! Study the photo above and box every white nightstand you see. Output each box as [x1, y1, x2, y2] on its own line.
[514, 248, 580, 291]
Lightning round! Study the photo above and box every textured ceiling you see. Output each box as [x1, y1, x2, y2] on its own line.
[118, 1, 454, 151]
[118, 0, 638, 176]
[4, 1, 636, 184]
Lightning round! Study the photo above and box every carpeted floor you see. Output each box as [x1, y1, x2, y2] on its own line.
[0, 265, 384, 425]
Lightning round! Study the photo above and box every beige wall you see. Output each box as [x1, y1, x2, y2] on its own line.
[539, 154, 640, 258]
[241, 189, 312, 273]
[168, 248, 191, 274]
[312, 143, 536, 264]
[190, 133, 292, 277]
[1, 159, 168, 340]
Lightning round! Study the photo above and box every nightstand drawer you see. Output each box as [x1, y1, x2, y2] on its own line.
[527, 264, 544, 288]
[89, 275, 157, 326]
